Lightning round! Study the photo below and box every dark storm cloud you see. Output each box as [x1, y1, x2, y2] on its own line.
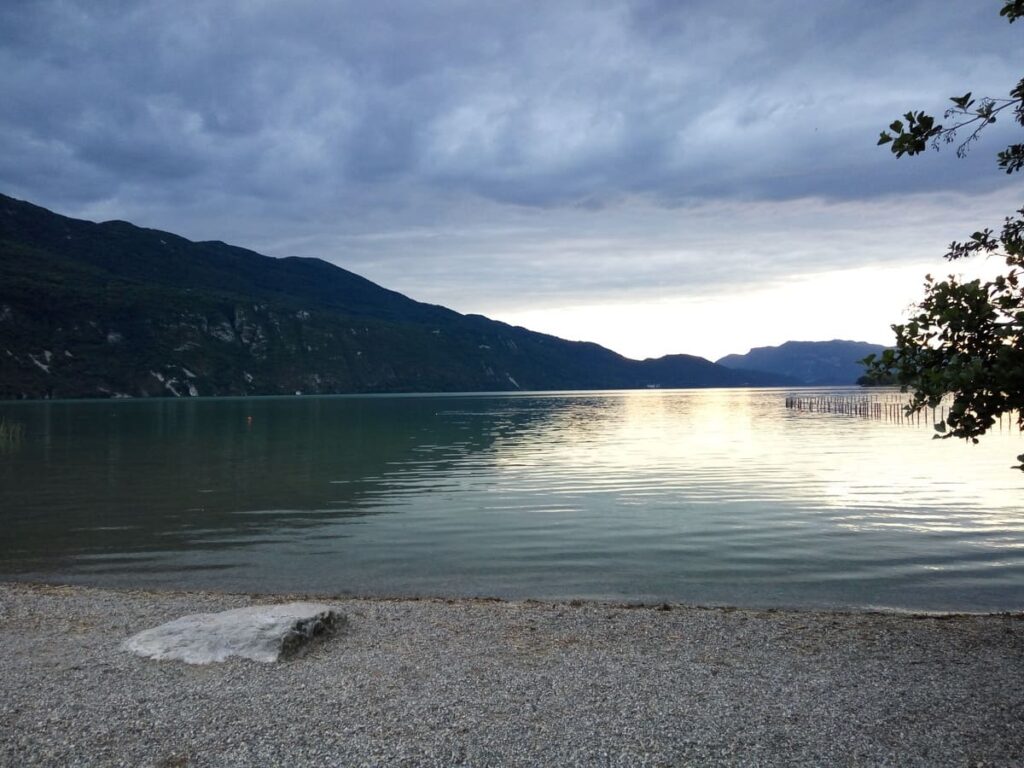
[0, 0, 1019, 332]
[2, 0, 1017, 210]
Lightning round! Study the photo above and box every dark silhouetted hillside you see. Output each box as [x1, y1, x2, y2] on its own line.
[0, 193, 792, 399]
[716, 340, 888, 386]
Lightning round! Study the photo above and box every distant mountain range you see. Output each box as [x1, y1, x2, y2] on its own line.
[716, 340, 887, 386]
[0, 193, 796, 399]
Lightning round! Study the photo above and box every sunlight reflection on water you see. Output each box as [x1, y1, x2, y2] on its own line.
[0, 388, 1021, 610]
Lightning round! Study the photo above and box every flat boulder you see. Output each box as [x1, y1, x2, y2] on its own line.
[123, 602, 341, 664]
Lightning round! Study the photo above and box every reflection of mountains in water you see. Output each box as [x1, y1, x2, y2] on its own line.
[0, 394, 596, 573]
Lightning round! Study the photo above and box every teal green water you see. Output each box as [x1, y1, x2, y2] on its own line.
[1, 389, 1021, 610]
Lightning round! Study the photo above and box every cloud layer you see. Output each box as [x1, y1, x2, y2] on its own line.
[1, 0, 1020, 357]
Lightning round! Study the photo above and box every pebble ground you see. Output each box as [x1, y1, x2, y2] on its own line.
[1, 582, 1022, 767]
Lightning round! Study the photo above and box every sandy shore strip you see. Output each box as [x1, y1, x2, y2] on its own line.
[1, 582, 1022, 767]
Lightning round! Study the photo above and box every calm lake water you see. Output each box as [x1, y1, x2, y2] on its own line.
[1, 389, 1022, 611]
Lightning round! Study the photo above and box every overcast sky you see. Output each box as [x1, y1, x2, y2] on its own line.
[1, 0, 1019, 360]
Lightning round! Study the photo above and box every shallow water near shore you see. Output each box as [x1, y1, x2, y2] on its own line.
[1, 388, 1022, 611]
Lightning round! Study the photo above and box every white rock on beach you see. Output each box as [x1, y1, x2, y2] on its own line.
[122, 602, 341, 664]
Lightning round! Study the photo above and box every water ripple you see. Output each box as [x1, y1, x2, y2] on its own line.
[1, 388, 1021, 610]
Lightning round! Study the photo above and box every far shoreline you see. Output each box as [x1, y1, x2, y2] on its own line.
[4, 576, 1021, 620]
[0, 382, 869, 405]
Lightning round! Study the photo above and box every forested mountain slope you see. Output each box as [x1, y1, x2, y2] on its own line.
[0, 193, 791, 398]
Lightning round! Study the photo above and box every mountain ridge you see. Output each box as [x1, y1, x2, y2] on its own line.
[0, 193, 795, 399]
[716, 339, 888, 386]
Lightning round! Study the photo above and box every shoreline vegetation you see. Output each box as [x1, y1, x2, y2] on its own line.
[2, 581, 1022, 766]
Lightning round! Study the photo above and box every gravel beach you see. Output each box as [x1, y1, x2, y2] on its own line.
[1, 582, 1022, 767]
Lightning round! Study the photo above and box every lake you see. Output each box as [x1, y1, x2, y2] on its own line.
[1, 388, 1021, 611]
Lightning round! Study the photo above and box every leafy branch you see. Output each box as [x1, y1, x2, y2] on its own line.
[877, 79, 1024, 172]
[1000, 0, 1024, 22]
[877, 1, 1024, 173]
[865, 0, 1024, 470]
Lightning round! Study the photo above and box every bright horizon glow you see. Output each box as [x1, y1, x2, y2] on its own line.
[305, 188, 1019, 363]
[492, 263, 916, 361]
[493, 256, 1010, 361]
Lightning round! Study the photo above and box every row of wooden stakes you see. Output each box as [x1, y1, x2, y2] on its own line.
[784, 395, 1022, 432]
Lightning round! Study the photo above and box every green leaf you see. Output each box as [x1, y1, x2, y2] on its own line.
[950, 92, 973, 108]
